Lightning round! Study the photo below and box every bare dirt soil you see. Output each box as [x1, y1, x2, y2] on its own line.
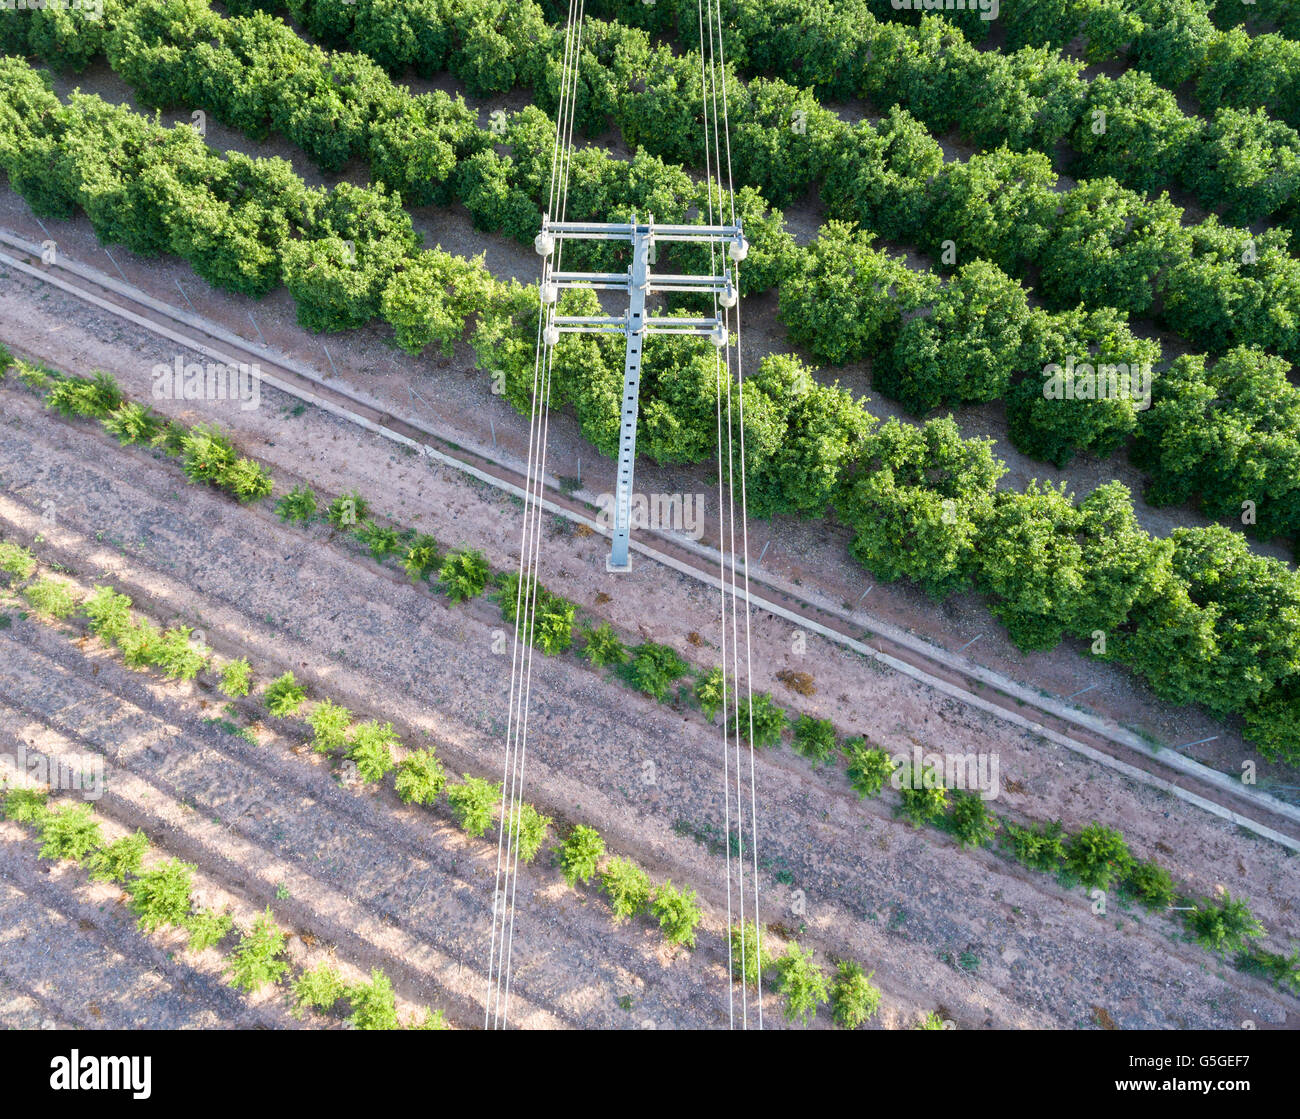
[1, 381, 1296, 1031]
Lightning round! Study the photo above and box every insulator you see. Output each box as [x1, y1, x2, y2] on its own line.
[719, 280, 738, 308]
[544, 324, 561, 346]
[710, 322, 729, 348]
[728, 235, 749, 262]
[541, 281, 559, 304]
[534, 231, 555, 257]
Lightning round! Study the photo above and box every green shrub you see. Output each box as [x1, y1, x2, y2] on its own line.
[1234, 946, 1300, 996]
[446, 775, 501, 837]
[556, 824, 605, 887]
[346, 968, 400, 1030]
[729, 921, 772, 990]
[102, 401, 161, 446]
[118, 620, 165, 668]
[842, 738, 895, 798]
[507, 802, 552, 863]
[82, 585, 133, 642]
[601, 856, 652, 921]
[129, 859, 195, 932]
[830, 960, 882, 1029]
[293, 962, 347, 1016]
[275, 485, 318, 524]
[326, 491, 370, 530]
[159, 421, 265, 494]
[791, 715, 837, 767]
[1186, 893, 1264, 955]
[581, 621, 628, 668]
[185, 910, 233, 952]
[36, 803, 102, 863]
[0, 541, 37, 580]
[729, 693, 787, 748]
[1185, 107, 1300, 225]
[1000, 820, 1067, 872]
[532, 604, 576, 656]
[357, 520, 403, 562]
[439, 548, 490, 603]
[1124, 860, 1177, 910]
[695, 666, 730, 721]
[150, 420, 188, 457]
[1064, 822, 1133, 890]
[896, 765, 948, 827]
[307, 699, 353, 754]
[179, 424, 237, 487]
[85, 829, 148, 883]
[494, 570, 534, 621]
[652, 881, 703, 948]
[947, 791, 999, 849]
[264, 671, 307, 717]
[13, 360, 54, 394]
[45, 371, 123, 418]
[228, 907, 289, 992]
[775, 942, 830, 1026]
[780, 221, 928, 366]
[1, 787, 49, 826]
[23, 578, 78, 619]
[394, 748, 446, 805]
[382, 246, 494, 352]
[916, 1010, 947, 1030]
[346, 721, 398, 782]
[620, 642, 689, 700]
[403, 535, 441, 582]
[221, 457, 274, 503]
[153, 626, 209, 681]
[219, 657, 253, 698]
[497, 573, 576, 656]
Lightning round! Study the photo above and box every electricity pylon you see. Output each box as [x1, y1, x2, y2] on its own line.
[534, 211, 747, 571]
